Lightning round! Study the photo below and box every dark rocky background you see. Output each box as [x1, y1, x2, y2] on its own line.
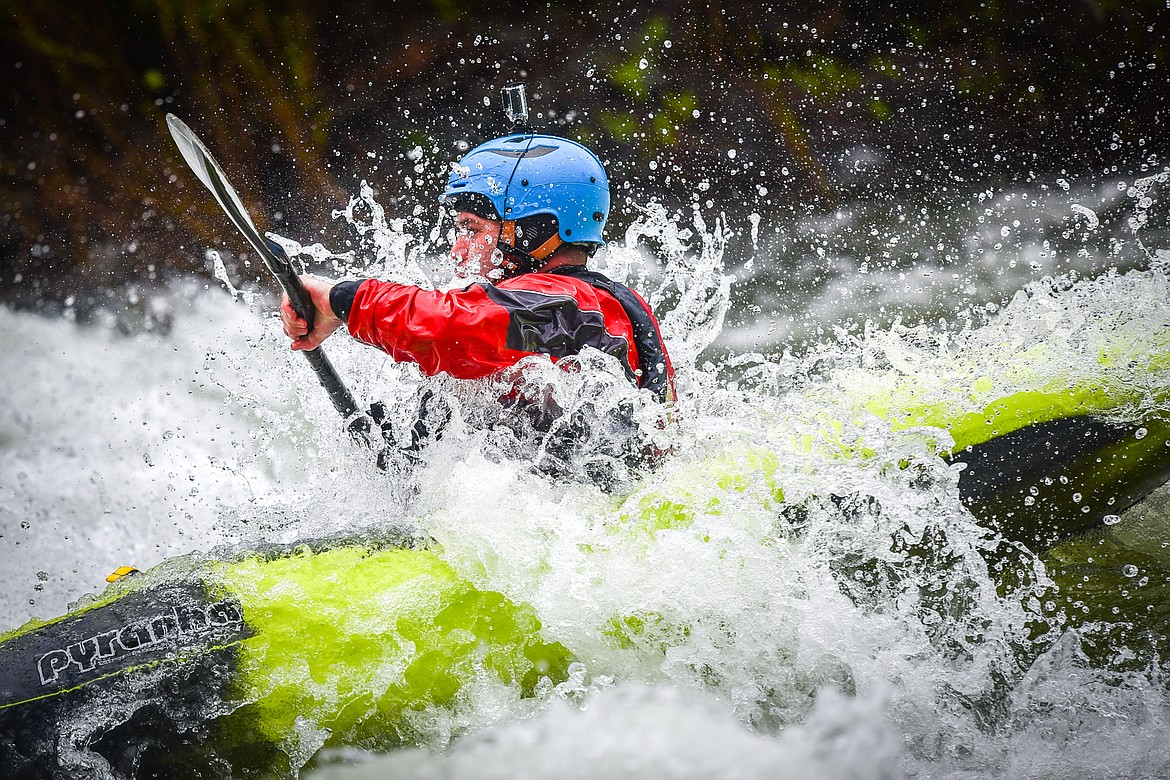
[1, 1, 1166, 320]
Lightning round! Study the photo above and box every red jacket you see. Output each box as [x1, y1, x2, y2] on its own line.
[336, 269, 675, 402]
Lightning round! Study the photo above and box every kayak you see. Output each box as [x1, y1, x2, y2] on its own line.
[5, 260, 1170, 775]
[0, 533, 574, 776]
[3, 374, 1168, 776]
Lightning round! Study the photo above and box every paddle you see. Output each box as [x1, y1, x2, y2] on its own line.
[165, 113, 388, 462]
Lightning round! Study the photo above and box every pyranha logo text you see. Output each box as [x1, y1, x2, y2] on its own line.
[36, 599, 244, 685]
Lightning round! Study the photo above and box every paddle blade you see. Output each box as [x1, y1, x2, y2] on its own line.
[166, 113, 265, 250]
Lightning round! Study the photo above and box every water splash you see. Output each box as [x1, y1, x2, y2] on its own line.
[609, 202, 735, 373]
[1070, 203, 1099, 230]
[330, 180, 439, 286]
[1128, 166, 1170, 266]
[4, 173, 1170, 777]
[206, 249, 260, 305]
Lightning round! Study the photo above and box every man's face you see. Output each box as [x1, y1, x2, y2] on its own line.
[451, 211, 503, 279]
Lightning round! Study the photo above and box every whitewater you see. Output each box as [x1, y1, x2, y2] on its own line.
[2, 167, 1169, 778]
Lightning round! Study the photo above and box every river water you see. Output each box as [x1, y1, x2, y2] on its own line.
[2, 167, 1169, 778]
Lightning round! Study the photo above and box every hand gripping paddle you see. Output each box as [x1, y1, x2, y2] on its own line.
[166, 113, 387, 462]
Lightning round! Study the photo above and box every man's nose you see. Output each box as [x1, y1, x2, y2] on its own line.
[451, 233, 469, 260]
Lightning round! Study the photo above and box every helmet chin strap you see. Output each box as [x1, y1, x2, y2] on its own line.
[497, 219, 564, 277]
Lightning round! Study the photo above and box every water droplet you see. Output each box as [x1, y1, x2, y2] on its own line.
[1024, 496, 1036, 506]
[1122, 564, 1139, 578]
[1103, 514, 1121, 525]
[20, 521, 30, 530]
[1072, 492, 1082, 503]
[36, 571, 48, 581]
[1135, 427, 1148, 440]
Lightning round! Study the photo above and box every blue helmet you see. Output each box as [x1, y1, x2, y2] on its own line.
[441, 133, 610, 247]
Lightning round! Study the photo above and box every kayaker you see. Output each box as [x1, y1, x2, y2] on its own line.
[279, 133, 675, 477]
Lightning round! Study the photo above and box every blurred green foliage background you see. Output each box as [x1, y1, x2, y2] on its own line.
[1, 0, 1165, 315]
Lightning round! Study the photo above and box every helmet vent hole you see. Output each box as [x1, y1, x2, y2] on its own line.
[521, 179, 529, 186]
[565, 229, 572, 236]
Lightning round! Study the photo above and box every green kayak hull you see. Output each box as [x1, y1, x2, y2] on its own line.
[2, 393, 1168, 775]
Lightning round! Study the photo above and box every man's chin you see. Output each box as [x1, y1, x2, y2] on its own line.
[453, 267, 488, 283]
[454, 265, 504, 282]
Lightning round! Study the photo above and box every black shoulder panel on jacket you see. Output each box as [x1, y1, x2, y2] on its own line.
[547, 267, 671, 403]
[478, 284, 635, 381]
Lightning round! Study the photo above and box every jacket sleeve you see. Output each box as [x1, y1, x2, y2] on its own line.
[343, 279, 535, 379]
[341, 276, 642, 382]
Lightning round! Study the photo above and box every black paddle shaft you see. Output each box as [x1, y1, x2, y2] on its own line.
[200, 160, 360, 421]
[165, 114, 379, 442]
[259, 238, 359, 420]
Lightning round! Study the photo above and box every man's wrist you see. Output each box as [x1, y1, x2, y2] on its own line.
[329, 279, 367, 323]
